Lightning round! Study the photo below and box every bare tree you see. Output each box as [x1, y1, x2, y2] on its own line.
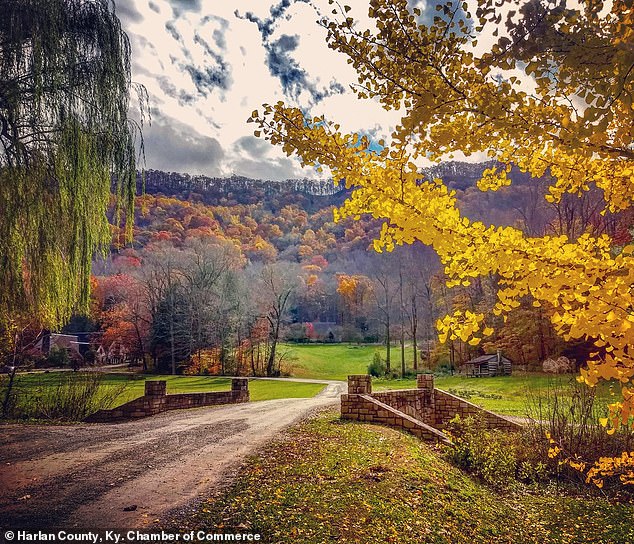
[250, 262, 300, 377]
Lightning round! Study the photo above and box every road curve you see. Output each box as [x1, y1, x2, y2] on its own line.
[0, 380, 345, 530]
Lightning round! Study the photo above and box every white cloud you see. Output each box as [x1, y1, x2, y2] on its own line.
[121, 0, 493, 180]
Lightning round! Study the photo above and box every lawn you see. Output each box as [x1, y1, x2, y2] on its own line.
[373, 374, 616, 416]
[175, 409, 633, 544]
[97, 374, 326, 405]
[1, 372, 326, 419]
[282, 342, 416, 380]
[283, 343, 615, 416]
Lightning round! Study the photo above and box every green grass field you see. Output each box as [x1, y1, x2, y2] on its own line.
[283, 342, 416, 380]
[283, 343, 615, 416]
[374, 375, 616, 416]
[3, 372, 326, 417]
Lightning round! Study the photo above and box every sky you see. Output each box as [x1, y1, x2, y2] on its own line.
[115, 0, 489, 180]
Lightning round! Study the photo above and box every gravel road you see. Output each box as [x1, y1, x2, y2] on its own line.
[0, 380, 345, 530]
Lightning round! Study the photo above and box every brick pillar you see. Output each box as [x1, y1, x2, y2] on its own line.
[231, 378, 249, 402]
[144, 380, 167, 416]
[145, 380, 166, 397]
[417, 373, 434, 391]
[348, 375, 371, 395]
[417, 373, 435, 425]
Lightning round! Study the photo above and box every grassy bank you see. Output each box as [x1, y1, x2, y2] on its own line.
[374, 375, 615, 416]
[179, 410, 633, 544]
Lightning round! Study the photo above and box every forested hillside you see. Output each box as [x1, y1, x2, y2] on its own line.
[84, 162, 631, 377]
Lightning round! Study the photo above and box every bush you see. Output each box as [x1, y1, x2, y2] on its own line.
[2, 372, 128, 421]
[445, 415, 520, 488]
[47, 346, 70, 368]
[367, 351, 386, 377]
[435, 362, 453, 376]
[524, 378, 634, 490]
[446, 380, 634, 493]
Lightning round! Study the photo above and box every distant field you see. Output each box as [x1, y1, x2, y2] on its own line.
[283, 343, 616, 416]
[282, 343, 417, 381]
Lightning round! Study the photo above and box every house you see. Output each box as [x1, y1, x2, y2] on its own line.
[463, 351, 512, 377]
[306, 322, 342, 342]
[33, 332, 111, 365]
[106, 339, 129, 365]
[34, 333, 84, 360]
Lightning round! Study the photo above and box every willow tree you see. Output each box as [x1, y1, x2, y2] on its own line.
[0, 0, 142, 329]
[252, 0, 634, 482]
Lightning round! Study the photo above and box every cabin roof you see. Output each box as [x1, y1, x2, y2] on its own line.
[465, 354, 512, 365]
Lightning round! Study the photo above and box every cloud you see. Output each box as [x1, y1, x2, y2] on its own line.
[142, 115, 225, 175]
[231, 156, 303, 181]
[183, 62, 231, 95]
[267, 34, 305, 98]
[119, 0, 402, 180]
[235, 136, 272, 160]
[236, 0, 311, 39]
[114, 3, 144, 24]
[239, 9, 346, 104]
[171, 0, 202, 15]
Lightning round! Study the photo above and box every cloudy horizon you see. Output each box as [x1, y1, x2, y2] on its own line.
[117, 0, 489, 181]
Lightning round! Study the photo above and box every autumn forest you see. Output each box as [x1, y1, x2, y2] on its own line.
[74, 161, 628, 378]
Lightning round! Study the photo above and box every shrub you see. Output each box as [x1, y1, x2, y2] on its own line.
[445, 415, 519, 488]
[47, 346, 70, 368]
[2, 372, 128, 421]
[367, 351, 386, 377]
[524, 378, 634, 490]
[445, 380, 634, 494]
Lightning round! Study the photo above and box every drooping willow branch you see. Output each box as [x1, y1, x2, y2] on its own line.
[0, 0, 146, 328]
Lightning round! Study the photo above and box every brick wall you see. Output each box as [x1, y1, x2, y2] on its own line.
[86, 378, 249, 423]
[341, 374, 522, 441]
[433, 388, 520, 431]
[371, 389, 434, 422]
[341, 393, 450, 444]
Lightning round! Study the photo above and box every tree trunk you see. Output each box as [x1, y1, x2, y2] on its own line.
[1, 367, 16, 418]
[266, 319, 280, 376]
[400, 327, 405, 378]
[133, 322, 147, 371]
[385, 316, 391, 373]
[411, 295, 418, 371]
[169, 318, 176, 375]
[2, 334, 20, 418]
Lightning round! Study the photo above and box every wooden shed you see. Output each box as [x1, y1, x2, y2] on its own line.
[463, 351, 512, 377]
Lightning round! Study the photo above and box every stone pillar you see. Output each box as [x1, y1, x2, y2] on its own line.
[144, 380, 167, 416]
[231, 378, 249, 402]
[231, 378, 249, 392]
[417, 373, 434, 391]
[348, 375, 372, 395]
[417, 373, 435, 425]
[145, 380, 167, 397]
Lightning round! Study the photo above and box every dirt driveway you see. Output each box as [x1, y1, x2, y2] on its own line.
[0, 380, 344, 529]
